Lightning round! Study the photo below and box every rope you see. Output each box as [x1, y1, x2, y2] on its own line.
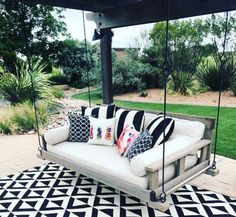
[28, 61, 43, 154]
[82, 10, 92, 108]
[212, 8, 229, 170]
[158, 0, 170, 203]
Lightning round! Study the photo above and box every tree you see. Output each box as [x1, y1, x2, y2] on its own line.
[205, 12, 236, 52]
[142, 19, 215, 94]
[56, 39, 96, 86]
[0, 0, 68, 74]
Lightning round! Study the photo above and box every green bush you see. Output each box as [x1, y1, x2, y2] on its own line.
[231, 77, 236, 96]
[112, 49, 150, 94]
[49, 68, 68, 85]
[0, 121, 12, 134]
[52, 88, 65, 99]
[0, 102, 49, 134]
[168, 72, 195, 95]
[197, 54, 236, 91]
[11, 102, 49, 133]
[0, 58, 53, 105]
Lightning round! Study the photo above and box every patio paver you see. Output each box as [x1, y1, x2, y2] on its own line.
[0, 134, 235, 198]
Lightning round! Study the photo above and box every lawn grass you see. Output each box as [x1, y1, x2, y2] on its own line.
[73, 90, 236, 160]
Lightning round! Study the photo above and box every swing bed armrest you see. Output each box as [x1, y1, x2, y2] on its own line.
[43, 124, 70, 146]
[130, 138, 211, 177]
[146, 139, 211, 172]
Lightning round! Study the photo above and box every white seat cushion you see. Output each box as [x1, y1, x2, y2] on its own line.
[47, 142, 179, 189]
[47, 142, 148, 189]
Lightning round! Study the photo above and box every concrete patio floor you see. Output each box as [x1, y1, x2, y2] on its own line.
[0, 134, 236, 198]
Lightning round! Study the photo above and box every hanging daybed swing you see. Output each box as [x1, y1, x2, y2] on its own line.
[30, 0, 231, 211]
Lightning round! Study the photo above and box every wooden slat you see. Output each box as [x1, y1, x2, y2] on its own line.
[153, 161, 210, 196]
[177, 157, 185, 175]
[148, 171, 159, 190]
[146, 139, 211, 172]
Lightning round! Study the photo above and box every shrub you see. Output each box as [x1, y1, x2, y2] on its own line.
[231, 77, 236, 96]
[11, 102, 49, 133]
[52, 87, 65, 99]
[0, 58, 53, 105]
[197, 54, 236, 91]
[168, 72, 195, 95]
[0, 108, 14, 134]
[0, 121, 12, 134]
[0, 102, 49, 134]
[49, 68, 68, 85]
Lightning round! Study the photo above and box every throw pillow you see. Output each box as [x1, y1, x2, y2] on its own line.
[146, 115, 175, 147]
[116, 125, 139, 156]
[124, 130, 153, 160]
[81, 104, 115, 119]
[88, 117, 116, 146]
[115, 109, 145, 141]
[68, 115, 90, 142]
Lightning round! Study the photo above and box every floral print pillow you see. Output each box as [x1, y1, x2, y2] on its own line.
[116, 125, 139, 156]
[87, 117, 116, 146]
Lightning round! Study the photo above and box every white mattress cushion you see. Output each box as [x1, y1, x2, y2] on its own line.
[130, 136, 200, 177]
[144, 113, 205, 139]
[44, 124, 70, 146]
[171, 118, 205, 139]
[47, 142, 178, 189]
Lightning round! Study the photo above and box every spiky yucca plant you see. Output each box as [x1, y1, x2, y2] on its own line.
[0, 58, 52, 105]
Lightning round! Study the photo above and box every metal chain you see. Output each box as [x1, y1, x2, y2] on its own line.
[82, 10, 92, 108]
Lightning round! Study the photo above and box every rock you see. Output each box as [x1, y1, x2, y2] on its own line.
[28, 130, 35, 135]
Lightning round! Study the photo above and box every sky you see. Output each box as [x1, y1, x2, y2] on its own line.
[62, 9, 235, 51]
[62, 9, 154, 48]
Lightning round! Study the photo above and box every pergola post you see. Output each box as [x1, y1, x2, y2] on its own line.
[100, 28, 113, 104]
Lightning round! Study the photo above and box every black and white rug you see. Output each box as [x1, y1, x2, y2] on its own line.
[0, 162, 235, 217]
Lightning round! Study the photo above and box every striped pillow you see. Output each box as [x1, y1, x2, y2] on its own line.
[115, 109, 145, 141]
[81, 105, 115, 119]
[146, 115, 175, 147]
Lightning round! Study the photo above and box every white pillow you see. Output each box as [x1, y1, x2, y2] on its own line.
[88, 117, 116, 146]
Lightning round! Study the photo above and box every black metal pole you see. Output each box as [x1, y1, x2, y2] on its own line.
[101, 28, 113, 105]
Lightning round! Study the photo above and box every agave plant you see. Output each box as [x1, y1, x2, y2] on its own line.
[0, 58, 53, 105]
[197, 54, 236, 91]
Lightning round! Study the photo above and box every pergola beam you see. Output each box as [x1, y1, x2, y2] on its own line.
[87, 0, 236, 29]
[20, 0, 144, 12]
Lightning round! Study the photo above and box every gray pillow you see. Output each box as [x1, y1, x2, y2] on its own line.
[124, 130, 153, 160]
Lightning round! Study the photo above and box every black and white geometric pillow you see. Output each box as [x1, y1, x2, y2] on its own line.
[68, 114, 90, 142]
[146, 115, 175, 147]
[115, 109, 145, 141]
[124, 130, 153, 160]
[81, 105, 115, 119]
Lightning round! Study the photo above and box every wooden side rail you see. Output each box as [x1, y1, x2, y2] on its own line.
[145, 139, 211, 173]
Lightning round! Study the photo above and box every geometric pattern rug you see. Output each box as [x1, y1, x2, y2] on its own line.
[0, 162, 236, 217]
